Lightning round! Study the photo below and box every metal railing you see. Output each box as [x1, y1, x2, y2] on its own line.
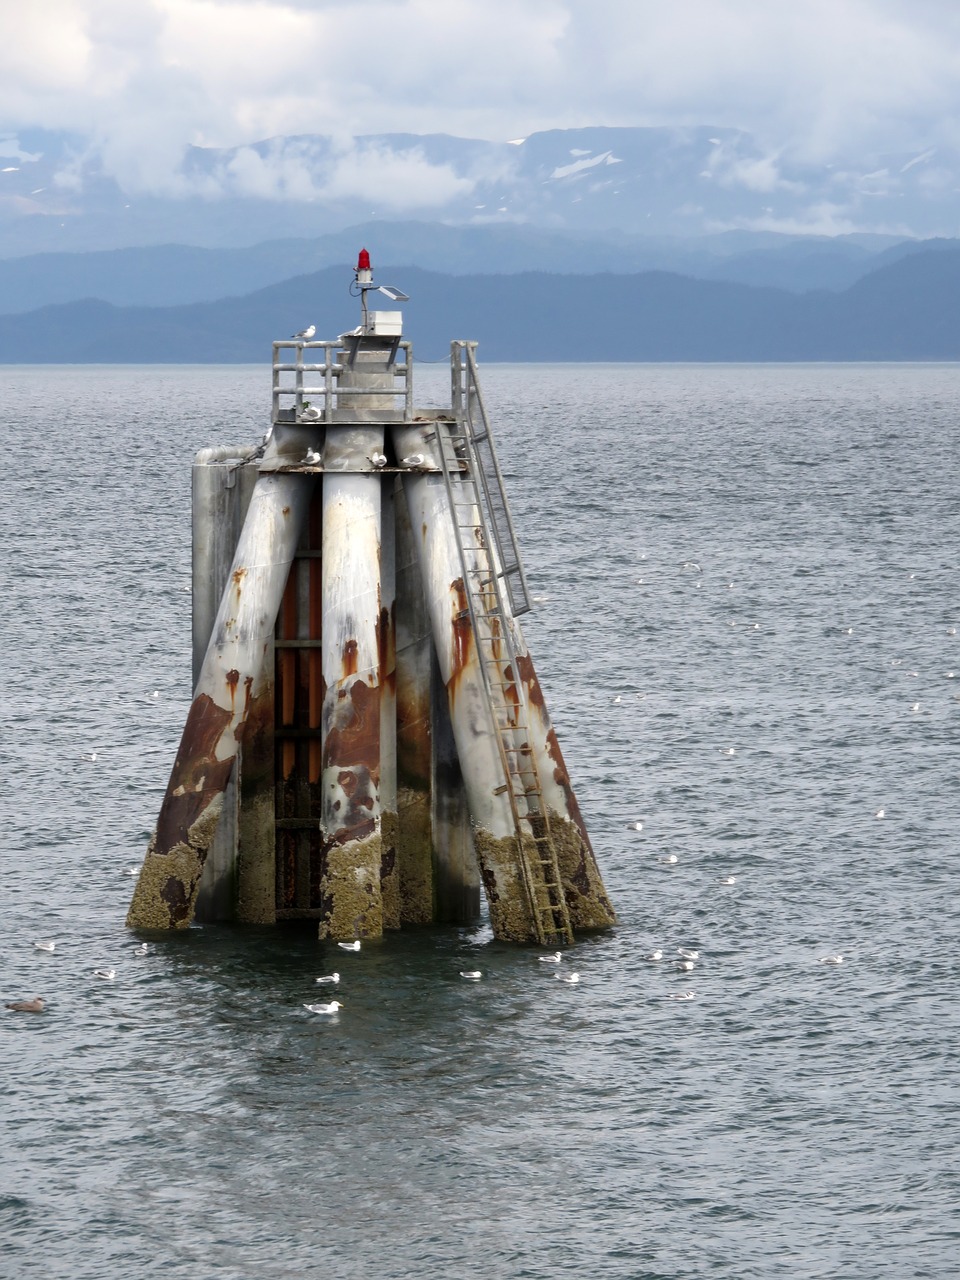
[272, 339, 414, 425]
[450, 342, 532, 617]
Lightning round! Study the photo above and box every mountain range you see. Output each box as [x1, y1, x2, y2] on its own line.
[3, 247, 959, 363]
[3, 125, 960, 259]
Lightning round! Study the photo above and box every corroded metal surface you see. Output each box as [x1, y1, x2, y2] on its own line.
[318, 459, 384, 939]
[379, 482, 400, 929]
[510, 636, 616, 929]
[394, 478, 437, 924]
[393, 421, 538, 940]
[128, 473, 314, 929]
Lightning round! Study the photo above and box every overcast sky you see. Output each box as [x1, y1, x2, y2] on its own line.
[2, 0, 960, 191]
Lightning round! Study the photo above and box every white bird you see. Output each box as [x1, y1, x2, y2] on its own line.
[626, 821, 643, 831]
[460, 970, 482, 980]
[401, 454, 425, 467]
[718, 875, 737, 885]
[875, 809, 885, 819]
[612, 695, 622, 705]
[910, 702, 920, 712]
[538, 951, 562, 964]
[676, 959, 695, 972]
[303, 447, 322, 465]
[148, 690, 160, 700]
[299, 405, 322, 423]
[644, 949, 663, 962]
[557, 972, 580, 984]
[315, 973, 340, 984]
[677, 948, 699, 960]
[94, 968, 116, 981]
[304, 1001, 342, 1014]
[5, 997, 45, 1013]
[659, 854, 678, 865]
[337, 940, 361, 952]
[291, 324, 316, 341]
[134, 943, 149, 957]
[80, 751, 98, 762]
[718, 747, 736, 756]
[122, 866, 140, 877]
[34, 940, 56, 952]
[818, 954, 844, 965]
[370, 452, 388, 468]
[669, 991, 696, 1001]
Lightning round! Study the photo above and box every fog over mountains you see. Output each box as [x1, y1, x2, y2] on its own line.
[2, 125, 959, 361]
[3, 125, 960, 257]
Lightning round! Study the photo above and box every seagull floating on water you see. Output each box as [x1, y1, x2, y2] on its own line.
[304, 1001, 342, 1014]
[818, 954, 844, 965]
[626, 821, 643, 831]
[669, 991, 696, 1001]
[291, 324, 316, 341]
[337, 940, 361, 952]
[875, 809, 885, 819]
[677, 948, 699, 960]
[718, 875, 737, 885]
[718, 747, 736, 756]
[5, 997, 45, 1012]
[612, 695, 622, 705]
[557, 972, 580, 984]
[676, 959, 695, 972]
[460, 970, 482, 980]
[538, 951, 562, 964]
[659, 854, 678, 865]
[316, 972, 340, 984]
[122, 866, 140, 877]
[80, 751, 98, 762]
[94, 968, 116, 981]
[33, 941, 56, 953]
[644, 949, 663, 962]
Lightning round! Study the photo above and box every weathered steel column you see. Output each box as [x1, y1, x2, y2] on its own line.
[128, 471, 314, 929]
[508, 620, 616, 929]
[393, 424, 539, 941]
[379, 481, 400, 929]
[316, 345, 390, 939]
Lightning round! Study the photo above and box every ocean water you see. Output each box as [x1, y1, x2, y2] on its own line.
[1, 362, 958, 1280]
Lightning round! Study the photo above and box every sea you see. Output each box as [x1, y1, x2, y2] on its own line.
[1, 362, 958, 1280]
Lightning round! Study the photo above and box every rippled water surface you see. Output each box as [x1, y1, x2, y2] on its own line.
[2, 363, 959, 1279]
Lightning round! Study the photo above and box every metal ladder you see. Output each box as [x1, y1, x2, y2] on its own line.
[436, 345, 573, 946]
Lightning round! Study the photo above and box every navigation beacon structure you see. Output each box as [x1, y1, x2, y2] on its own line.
[127, 251, 616, 945]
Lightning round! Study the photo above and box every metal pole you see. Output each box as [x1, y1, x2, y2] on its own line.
[127, 472, 314, 929]
[392, 424, 539, 941]
[380, 480, 400, 929]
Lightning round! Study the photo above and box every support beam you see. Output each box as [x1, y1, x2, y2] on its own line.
[128, 472, 314, 929]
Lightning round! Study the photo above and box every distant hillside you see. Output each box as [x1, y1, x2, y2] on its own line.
[2, 250, 960, 362]
[0, 224, 931, 315]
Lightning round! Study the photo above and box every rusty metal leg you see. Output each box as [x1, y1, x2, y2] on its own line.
[394, 478, 436, 924]
[379, 481, 400, 929]
[317, 464, 383, 940]
[394, 448, 538, 943]
[127, 472, 315, 930]
[508, 622, 616, 930]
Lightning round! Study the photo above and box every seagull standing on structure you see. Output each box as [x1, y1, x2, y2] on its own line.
[292, 324, 316, 341]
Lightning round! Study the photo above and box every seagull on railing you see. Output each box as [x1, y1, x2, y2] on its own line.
[371, 452, 388, 468]
[292, 324, 316, 341]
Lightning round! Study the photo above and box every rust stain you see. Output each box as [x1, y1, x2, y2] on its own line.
[225, 667, 240, 710]
[160, 875, 193, 924]
[282, 505, 291, 516]
[232, 567, 246, 588]
[342, 638, 359, 678]
[449, 578, 472, 684]
[154, 693, 236, 856]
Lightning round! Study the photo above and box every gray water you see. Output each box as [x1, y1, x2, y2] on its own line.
[1, 363, 958, 1279]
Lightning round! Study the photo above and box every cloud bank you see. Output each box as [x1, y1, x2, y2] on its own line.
[2, 0, 960, 204]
